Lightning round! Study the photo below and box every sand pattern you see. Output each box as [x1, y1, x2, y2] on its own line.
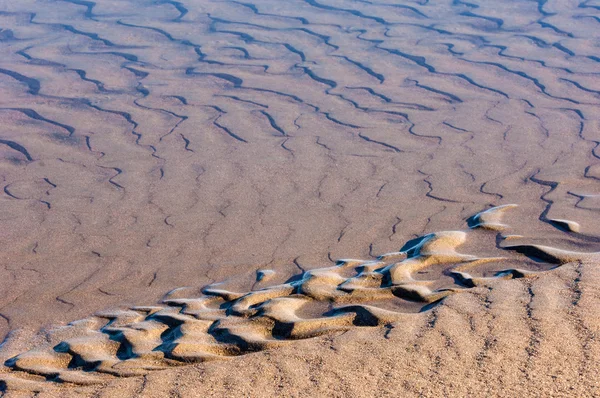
[1, 205, 596, 390]
[0, 0, 600, 395]
[1, 0, 600, 339]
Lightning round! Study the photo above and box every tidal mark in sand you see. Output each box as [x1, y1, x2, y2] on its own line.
[0, 68, 40, 95]
[0, 139, 33, 161]
[358, 133, 402, 153]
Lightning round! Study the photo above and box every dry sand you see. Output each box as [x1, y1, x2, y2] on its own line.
[0, 0, 599, 396]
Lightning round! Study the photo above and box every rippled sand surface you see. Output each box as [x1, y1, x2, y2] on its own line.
[1, 0, 600, 396]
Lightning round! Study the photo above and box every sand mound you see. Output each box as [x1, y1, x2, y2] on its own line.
[2, 205, 596, 392]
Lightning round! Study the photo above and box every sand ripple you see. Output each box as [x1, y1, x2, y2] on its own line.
[0, 0, 599, 394]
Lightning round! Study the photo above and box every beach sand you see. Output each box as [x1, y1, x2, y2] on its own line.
[0, 0, 599, 396]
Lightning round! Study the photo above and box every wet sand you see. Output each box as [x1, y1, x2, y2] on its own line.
[0, 0, 600, 396]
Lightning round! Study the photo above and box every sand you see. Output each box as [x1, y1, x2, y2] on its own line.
[0, 0, 599, 396]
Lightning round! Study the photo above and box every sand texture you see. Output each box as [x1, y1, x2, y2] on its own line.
[0, 0, 600, 396]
